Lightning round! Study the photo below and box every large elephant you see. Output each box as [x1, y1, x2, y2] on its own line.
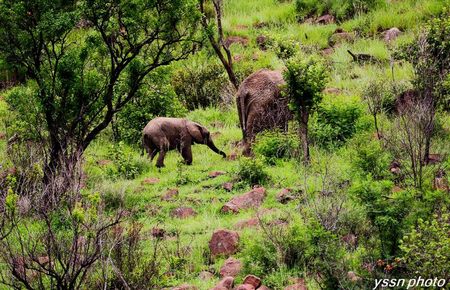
[142, 117, 226, 167]
[236, 69, 290, 155]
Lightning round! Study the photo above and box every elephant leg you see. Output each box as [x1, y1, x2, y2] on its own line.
[181, 145, 193, 165]
[156, 150, 166, 168]
[242, 112, 258, 156]
[149, 149, 158, 161]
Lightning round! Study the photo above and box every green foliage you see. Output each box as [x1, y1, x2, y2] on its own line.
[284, 55, 328, 115]
[172, 59, 229, 110]
[115, 69, 186, 145]
[400, 207, 450, 279]
[107, 142, 149, 180]
[236, 158, 270, 185]
[310, 98, 363, 148]
[295, 0, 383, 22]
[268, 36, 301, 60]
[350, 179, 412, 258]
[350, 134, 391, 180]
[253, 131, 299, 165]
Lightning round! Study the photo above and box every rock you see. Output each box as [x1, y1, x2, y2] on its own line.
[341, 234, 357, 248]
[234, 218, 259, 230]
[220, 257, 242, 277]
[228, 151, 238, 161]
[221, 187, 266, 214]
[427, 153, 443, 165]
[0, 132, 6, 140]
[382, 27, 401, 43]
[151, 227, 166, 238]
[212, 276, 235, 290]
[170, 207, 197, 219]
[224, 36, 249, 48]
[323, 87, 341, 95]
[162, 188, 179, 201]
[243, 275, 261, 288]
[391, 186, 403, 193]
[433, 170, 449, 192]
[256, 35, 268, 50]
[209, 229, 240, 257]
[18, 196, 31, 215]
[199, 271, 214, 281]
[253, 21, 268, 29]
[209, 171, 226, 178]
[258, 286, 271, 290]
[347, 271, 361, 282]
[37, 256, 50, 265]
[285, 279, 307, 290]
[223, 182, 234, 192]
[389, 160, 402, 175]
[172, 285, 198, 290]
[142, 177, 160, 185]
[235, 24, 249, 30]
[276, 188, 295, 204]
[328, 32, 355, 46]
[315, 14, 335, 25]
[233, 55, 243, 62]
[321, 47, 334, 56]
[234, 285, 255, 290]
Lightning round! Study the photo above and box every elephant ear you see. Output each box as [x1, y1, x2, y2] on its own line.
[187, 122, 208, 143]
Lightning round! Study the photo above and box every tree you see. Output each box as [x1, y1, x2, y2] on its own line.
[0, 0, 201, 186]
[199, 0, 239, 90]
[362, 79, 386, 139]
[399, 8, 450, 163]
[283, 55, 327, 164]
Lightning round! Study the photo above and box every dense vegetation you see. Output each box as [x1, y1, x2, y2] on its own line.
[0, 0, 449, 289]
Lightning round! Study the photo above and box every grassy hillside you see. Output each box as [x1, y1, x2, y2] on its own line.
[0, 0, 449, 289]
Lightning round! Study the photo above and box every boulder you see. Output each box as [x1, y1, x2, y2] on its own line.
[243, 275, 261, 288]
[96, 159, 112, 166]
[199, 271, 214, 281]
[284, 278, 307, 290]
[170, 207, 197, 219]
[224, 36, 249, 48]
[209, 229, 240, 256]
[220, 257, 242, 277]
[162, 188, 179, 201]
[0, 132, 6, 140]
[321, 47, 334, 56]
[212, 276, 235, 290]
[258, 286, 271, 290]
[323, 87, 341, 95]
[234, 285, 255, 290]
[341, 233, 357, 248]
[347, 271, 362, 282]
[221, 187, 266, 214]
[433, 170, 449, 192]
[209, 171, 227, 178]
[382, 27, 401, 43]
[151, 227, 166, 238]
[315, 14, 335, 25]
[223, 182, 234, 192]
[142, 177, 160, 185]
[276, 188, 295, 204]
[427, 154, 443, 165]
[234, 218, 259, 230]
[256, 35, 268, 50]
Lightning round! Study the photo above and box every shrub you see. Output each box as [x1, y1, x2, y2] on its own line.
[400, 207, 450, 280]
[171, 59, 229, 110]
[295, 0, 383, 22]
[310, 97, 363, 148]
[236, 158, 270, 185]
[350, 134, 391, 180]
[106, 142, 150, 180]
[253, 131, 299, 165]
[114, 69, 186, 145]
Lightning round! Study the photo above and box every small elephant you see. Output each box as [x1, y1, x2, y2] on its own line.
[237, 69, 290, 155]
[142, 117, 226, 167]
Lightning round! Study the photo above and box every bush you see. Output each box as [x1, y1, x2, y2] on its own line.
[310, 97, 363, 148]
[253, 131, 299, 165]
[295, 0, 383, 22]
[171, 59, 229, 110]
[106, 142, 150, 180]
[236, 158, 270, 185]
[114, 69, 186, 145]
[400, 207, 450, 280]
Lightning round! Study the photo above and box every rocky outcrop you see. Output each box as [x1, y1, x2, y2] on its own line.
[221, 187, 266, 214]
[209, 230, 240, 257]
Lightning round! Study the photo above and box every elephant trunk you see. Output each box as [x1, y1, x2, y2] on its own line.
[206, 138, 226, 158]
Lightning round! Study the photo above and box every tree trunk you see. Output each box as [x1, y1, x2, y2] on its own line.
[299, 107, 310, 165]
